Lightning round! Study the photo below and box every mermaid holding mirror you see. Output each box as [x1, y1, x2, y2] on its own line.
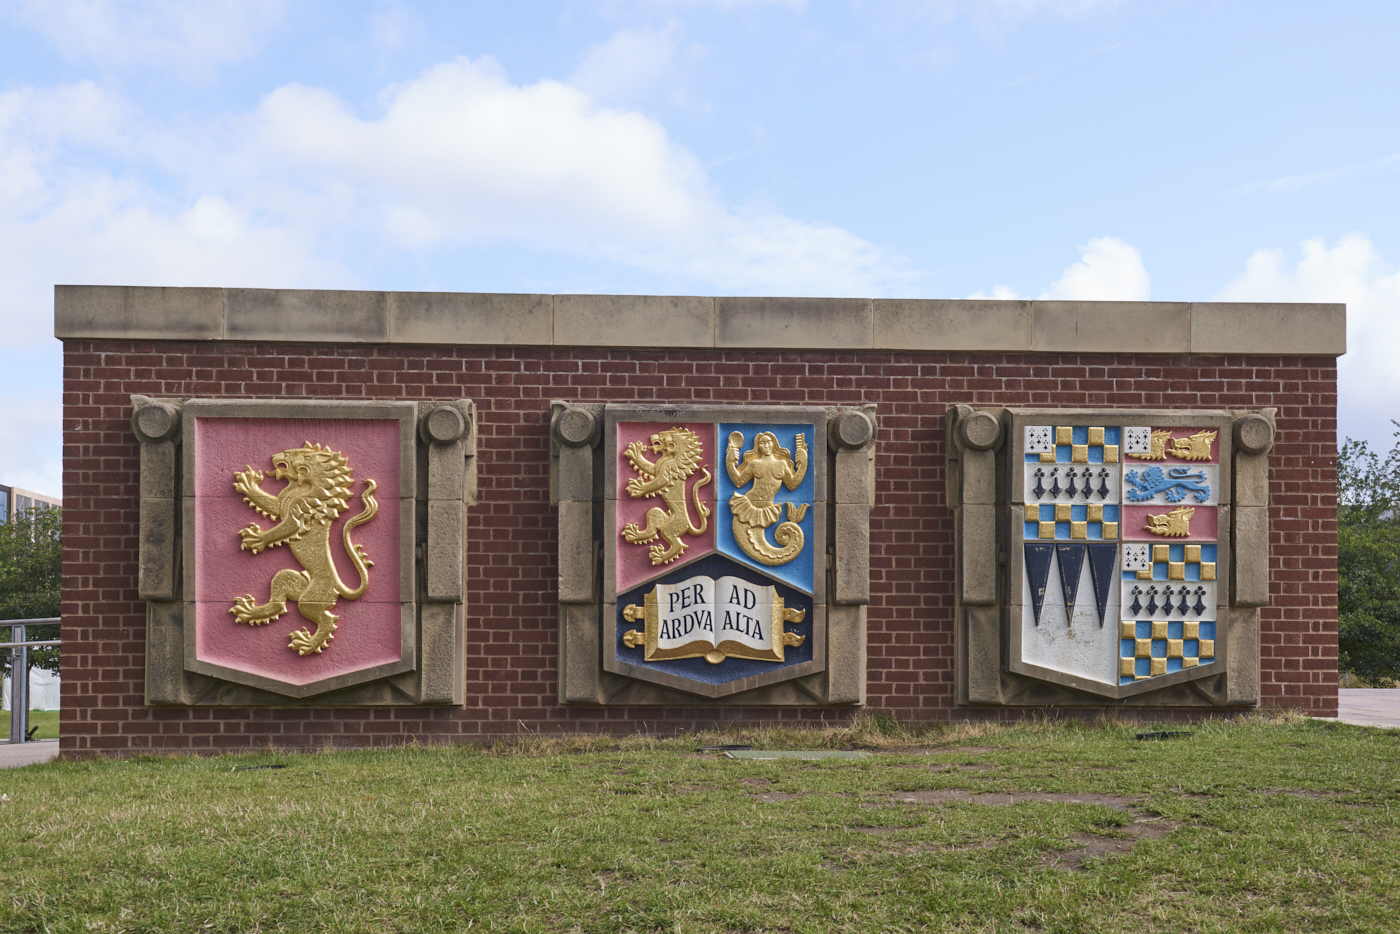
[726, 430, 809, 566]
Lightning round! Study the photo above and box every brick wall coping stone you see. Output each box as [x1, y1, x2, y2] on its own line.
[54, 286, 1346, 357]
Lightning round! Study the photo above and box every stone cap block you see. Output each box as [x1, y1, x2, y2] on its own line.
[390, 291, 551, 346]
[1031, 301, 1191, 353]
[54, 287, 1347, 357]
[556, 294, 713, 347]
[225, 289, 388, 342]
[716, 297, 871, 350]
[874, 299, 1031, 352]
[1191, 302, 1345, 355]
[55, 285, 223, 341]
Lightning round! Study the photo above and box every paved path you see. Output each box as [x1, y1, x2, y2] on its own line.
[1332, 688, 1400, 729]
[0, 740, 59, 768]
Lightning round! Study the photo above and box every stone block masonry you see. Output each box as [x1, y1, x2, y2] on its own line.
[55, 289, 1342, 755]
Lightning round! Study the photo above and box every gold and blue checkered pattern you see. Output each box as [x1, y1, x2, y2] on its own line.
[1026, 502, 1120, 540]
[1119, 619, 1215, 682]
[1033, 425, 1121, 465]
[1132, 543, 1217, 581]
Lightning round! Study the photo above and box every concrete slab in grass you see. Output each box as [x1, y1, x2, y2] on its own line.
[1191, 302, 1346, 356]
[555, 295, 713, 347]
[717, 297, 871, 350]
[725, 750, 870, 760]
[874, 299, 1031, 352]
[389, 291, 551, 346]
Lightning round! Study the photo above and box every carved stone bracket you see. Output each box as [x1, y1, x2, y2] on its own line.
[420, 401, 477, 604]
[1222, 408, 1275, 705]
[551, 402, 605, 704]
[947, 405, 1004, 706]
[131, 395, 183, 602]
[826, 406, 877, 705]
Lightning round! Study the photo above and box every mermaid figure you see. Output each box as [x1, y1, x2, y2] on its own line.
[726, 430, 809, 566]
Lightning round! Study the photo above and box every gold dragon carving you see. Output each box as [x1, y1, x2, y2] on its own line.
[621, 428, 713, 565]
[1144, 506, 1195, 538]
[1168, 430, 1217, 461]
[726, 431, 809, 566]
[229, 443, 378, 656]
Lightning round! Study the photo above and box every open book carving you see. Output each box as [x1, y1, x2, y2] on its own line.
[622, 574, 806, 664]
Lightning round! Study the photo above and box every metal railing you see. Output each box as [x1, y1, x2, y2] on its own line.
[2, 618, 60, 745]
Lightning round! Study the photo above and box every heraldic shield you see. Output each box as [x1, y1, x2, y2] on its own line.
[183, 403, 419, 697]
[1011, 415, 1230, 697]
[602, 407, 830, 698]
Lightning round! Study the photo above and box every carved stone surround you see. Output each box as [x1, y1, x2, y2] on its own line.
[949, 405, 1275, 709]
[134, 396, 476, 706]
[552, 402, 876, 706]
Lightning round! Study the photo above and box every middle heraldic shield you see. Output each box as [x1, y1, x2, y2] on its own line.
[605, 410, 826, 697]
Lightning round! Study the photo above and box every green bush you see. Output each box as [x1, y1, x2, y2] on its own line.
[1338, 428, 1400, 684]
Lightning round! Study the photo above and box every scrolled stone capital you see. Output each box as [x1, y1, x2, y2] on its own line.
[554, 406, 598, 448]
[1233, 413, 1275, 456]
[830, 410, 875, 451]
[958, 410, 1002, 452]
[422, 404, 469, 444]
[130, 395, 181, 444]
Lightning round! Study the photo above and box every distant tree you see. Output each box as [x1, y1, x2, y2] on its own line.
[0, 505, 61, 679]
[1337, 429, 1400, 684]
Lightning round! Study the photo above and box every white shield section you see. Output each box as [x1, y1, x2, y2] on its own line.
[1021, 547, 1120, 688]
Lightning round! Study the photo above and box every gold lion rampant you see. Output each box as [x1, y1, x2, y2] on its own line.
[1144, 506, 1194, 538]
[621, 428, 713, 565]
[1168, 429, 1217, 461]
[726, 430, 809, 566]
[229, 443, 378, 656]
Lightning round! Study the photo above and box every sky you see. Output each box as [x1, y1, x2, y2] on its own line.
[1, 0, 1397, 498]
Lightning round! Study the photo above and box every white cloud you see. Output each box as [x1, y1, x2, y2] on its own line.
[244, 57, 906, 294]
[969, 236, 1149, 301]
[966, 285, 1024, 300]
[571, 26, 683, 103]
[1214, 234, 1400, 448]
[0, 58, 911, 349]
[12, 0, 285, 75]
[0, 82, 352, 347]
[1042, 236, 1150, 300]
[0, 391, 62, 498]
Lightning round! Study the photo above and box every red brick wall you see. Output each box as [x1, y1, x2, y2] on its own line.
[58, 341, 1340, 753]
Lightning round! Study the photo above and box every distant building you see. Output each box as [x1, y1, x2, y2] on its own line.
[1, 669, 59, 711]
[0, 485, 60, 522]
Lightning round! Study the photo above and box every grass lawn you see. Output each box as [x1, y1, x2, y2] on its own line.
[0, 708, 58, 740]
[1, 712, 1397, 933]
